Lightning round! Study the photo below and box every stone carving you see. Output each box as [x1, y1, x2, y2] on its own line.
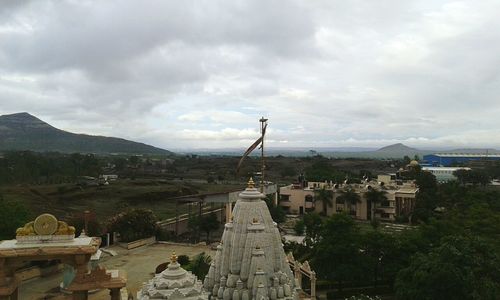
[33, 213, 59, 235]
[15, 214, 76, 243]
[203, 179, 299, 300]
[15, 221, 36, 236]
[137, 252, 209, 300]
[16, 214, 75, 237]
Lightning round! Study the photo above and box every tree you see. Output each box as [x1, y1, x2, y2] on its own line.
[364, 189, 387, 221]
[186, 252, 212, 279]
[128, 155, 140, 166]
[412, 170, 438, 223]
[360, 230, 396, 288]
[303, 213, 323, 246]
[454, 169, 490, 186]
[395, 236, 500, 300]
[337, 188, 361, 215]
[199, 213, 220, 243]
[265, 195, 286, 223]
[0, 195, 30, 240]
[67, 213, 103, 237]
[294, 220, 305, 235]
[177, 255, 190, 266]
[314, 187, 333, 215]
[108, 209, 158, 242]
[312, 214, 363, 292]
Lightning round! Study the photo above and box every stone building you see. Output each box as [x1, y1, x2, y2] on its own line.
[137, 252, 208, 300]
[204, 178, 298, 300]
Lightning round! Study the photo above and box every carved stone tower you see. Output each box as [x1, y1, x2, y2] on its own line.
[204, 179, 298, 300]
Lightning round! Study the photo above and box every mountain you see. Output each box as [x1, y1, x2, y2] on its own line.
[376, 143, 418, 152]
[0, 112, 172, 155]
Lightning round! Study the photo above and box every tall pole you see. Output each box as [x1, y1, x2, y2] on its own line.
[259, 117, 268, 193]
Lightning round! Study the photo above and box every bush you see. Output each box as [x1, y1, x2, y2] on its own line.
[67, 214, 103, 237]
[108, 209, 158, 242]
[178, 255, 190, 266]
[185, 252, 212, 279]
[294, 220, 305, 235]
[156, 228, 174, 241]
[0, 196, 30, 240]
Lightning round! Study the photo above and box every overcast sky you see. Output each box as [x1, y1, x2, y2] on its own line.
[1, 0, 500, 150]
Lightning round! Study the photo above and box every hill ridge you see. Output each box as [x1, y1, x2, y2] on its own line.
[0, 112, 172, 155]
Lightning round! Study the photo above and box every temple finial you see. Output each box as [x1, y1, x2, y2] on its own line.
[170, 251, 178, 263]
[247, 177, 255, 189]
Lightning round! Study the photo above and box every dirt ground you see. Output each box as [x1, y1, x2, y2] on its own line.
[19, 242, 215, 299]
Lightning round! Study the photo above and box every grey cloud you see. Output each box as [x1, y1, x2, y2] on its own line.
[1, 0, 500, 149]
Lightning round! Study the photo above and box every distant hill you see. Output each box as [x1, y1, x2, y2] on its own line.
[0, 112, 172, 155]
[376, 143, 417, 152]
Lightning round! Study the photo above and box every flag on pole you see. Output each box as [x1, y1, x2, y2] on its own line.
[236, 123, 267, 173]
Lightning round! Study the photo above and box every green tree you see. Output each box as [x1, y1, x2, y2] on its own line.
[294, 220, 305, 235]
[303, 213, 323, 246]
[314, 187, 333, 215]
[67, 214, 103, 237]
[199, 213, 220, 243]
[128, 155, 140, 166]
[364, 189, 387, 221]
[108, 209, 158, 242]
[336, 188, 361, 215]
[395, 236, 500, 300]
[186, 252, 212, 279]
[453, 169, 490, 186]
[265, 195, 286, 223]
[360, 230, 396, 288]
[0, 196, 30, 240]
[312, 214, 363, 292]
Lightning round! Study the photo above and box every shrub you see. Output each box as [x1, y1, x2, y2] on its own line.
[0, 196, 30, 240]
[185, 252, 212, 279]
[67, 214, 103, 237]
[108, 209, 158, 242]
[178, 255, 190, 266]
[294, 220, 305, 235]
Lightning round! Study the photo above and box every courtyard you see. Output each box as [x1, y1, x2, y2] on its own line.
[19, 242, 215, 299]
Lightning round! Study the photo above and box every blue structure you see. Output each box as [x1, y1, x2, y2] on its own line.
[423, 153, 500, 167]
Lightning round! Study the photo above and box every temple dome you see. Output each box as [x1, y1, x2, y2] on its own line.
[137, 252, 209, 300]
[203, 179, 299, 300]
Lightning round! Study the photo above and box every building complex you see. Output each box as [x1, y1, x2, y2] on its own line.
[279, 175, 418, 222]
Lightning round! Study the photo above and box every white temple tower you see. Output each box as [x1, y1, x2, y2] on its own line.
[204, 179, 298, 300]
[137, 252, 209, 300]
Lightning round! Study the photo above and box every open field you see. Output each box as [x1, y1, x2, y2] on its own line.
[0, 179, 243, 222]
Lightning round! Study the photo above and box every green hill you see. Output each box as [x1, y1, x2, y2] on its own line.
[0, 112, 172, 155]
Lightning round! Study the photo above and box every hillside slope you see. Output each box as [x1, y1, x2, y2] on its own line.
[0, 112, 172, 155]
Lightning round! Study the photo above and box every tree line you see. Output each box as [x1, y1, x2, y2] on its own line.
[287, 170, 500, 299]
[0, 151, 102, 184]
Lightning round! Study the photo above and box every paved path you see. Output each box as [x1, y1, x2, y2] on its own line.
[19, 243, 214, 299]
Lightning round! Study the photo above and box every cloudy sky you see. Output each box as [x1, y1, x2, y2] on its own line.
[1, 0, 500, 150]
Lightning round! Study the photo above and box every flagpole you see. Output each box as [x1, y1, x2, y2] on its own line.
[259, 117, 268, 193]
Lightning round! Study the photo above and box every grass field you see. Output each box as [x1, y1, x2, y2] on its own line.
[0, 179, 244, 223]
